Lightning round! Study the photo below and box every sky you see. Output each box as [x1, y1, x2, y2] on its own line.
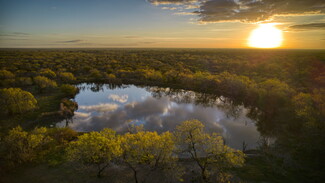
[0, 0, 324, 49]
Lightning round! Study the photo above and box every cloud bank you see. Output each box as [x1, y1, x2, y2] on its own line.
[287, 23, 325, 31]
[149, 0, 325, 23]
[56, 39, 83, 43]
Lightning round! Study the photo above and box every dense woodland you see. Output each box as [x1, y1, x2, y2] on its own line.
[0, 49, 324, 182]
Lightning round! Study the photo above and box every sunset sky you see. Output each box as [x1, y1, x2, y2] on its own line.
[0, 0, 324, 49]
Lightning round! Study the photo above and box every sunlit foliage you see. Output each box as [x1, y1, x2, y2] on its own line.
[66, 129, 122, 177]
[121, 131, 180, 183]
[60, 84, 79, 98]
[0, 88, 37, 115]
[175, 120, 245, 182]
[33, 76, 57, 92]
[40, 68, 56, 79]
[57, 72, 76, 83]
[3, 126, 52, 166]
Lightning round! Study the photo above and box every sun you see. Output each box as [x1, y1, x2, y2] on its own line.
[248, 24, 283, 48]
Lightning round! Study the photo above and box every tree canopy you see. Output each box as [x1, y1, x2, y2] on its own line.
[0, 88, 37, 115]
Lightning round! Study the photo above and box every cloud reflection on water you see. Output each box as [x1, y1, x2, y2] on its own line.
[58, 84, 260, 149]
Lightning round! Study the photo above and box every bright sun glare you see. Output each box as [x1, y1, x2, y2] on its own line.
[248, 24, 283, 48]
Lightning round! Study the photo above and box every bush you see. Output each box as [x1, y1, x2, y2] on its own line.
[60, 84, 78, 98]
[15, 77, 33, 86]
[0, 69, 15, 79]
[3, 126, 53, 166]
[57, 72, 76, 83]
[34, 76, 57, 92]
[0, 88, 37, 115]
[40, 68, 56, 79]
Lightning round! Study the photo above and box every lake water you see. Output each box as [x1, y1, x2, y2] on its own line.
[57, 83, 260, 150]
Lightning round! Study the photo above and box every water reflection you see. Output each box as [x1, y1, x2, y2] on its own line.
[57, 84, 260, 149]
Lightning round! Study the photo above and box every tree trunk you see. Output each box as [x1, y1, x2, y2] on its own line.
[132, 168, 139, 183]
[97, 163, 110, 178]
[201, 168, 209, 183]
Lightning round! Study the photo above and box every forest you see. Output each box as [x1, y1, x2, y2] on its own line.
[0, 48, 324, 183]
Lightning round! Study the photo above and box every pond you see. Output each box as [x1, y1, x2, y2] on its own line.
[57, 83, 260, 150]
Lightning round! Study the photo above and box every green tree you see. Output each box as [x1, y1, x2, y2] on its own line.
[0, 69, 15, 79]
[0, 88, 37, 115]
[57, 72, 76, 83]
[60, 84, 79, 98]
[40, 68, 56, 79]
[3, 126, 52, 166]
[121, 131, 179, 183]
[89, 69, 102, 80]
[15, 77, 33, 86]
[60, 98, 78, 126]
[66, 129, 122, 177]
[293, 93, 316, 125]
[34, 76, 57, 92]
[0, 69, 15, 86]
[175, 120, 245, 182]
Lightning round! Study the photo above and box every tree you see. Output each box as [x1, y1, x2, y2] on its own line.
[0, 69, 15, 86]
[0, 69, 15, 79]
[60, 84, 79, 98]
[66, 129, 122, 177]
[121, 131, 179, 183]
[175, 120, 245, 182]
[0, 88, 37, 115]
[292, 93, 316, 125]
[40, 68, 56, 79]
[57, 72, 76, 83]
[15, 77, 33, 86]
[34, 76, 57, 92]
[3, 126, 52, 166]
[89, 69, 102, 80]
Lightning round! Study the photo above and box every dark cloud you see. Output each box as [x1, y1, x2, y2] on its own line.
[287, 23, 325, 31]
[0, 38, 29, 40]
[148, 0, 325, 23]
[0, 32, 30, 37]
[57, 39, 83, 43]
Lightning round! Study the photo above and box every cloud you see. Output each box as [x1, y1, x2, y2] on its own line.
[174, 11, 197, 15]
[12, 32, 30, 36]
[79, 103, 119, 112]
[161, 6, 178, 10]
[138, 41, 156, 44]
[124, 36, 141, 39]
[56, 39, 83, 43]
[108, 94, 128, 103]
[0, 38, 29, 40]
[287, 23, 325, 31]
[148, 0, 325, 23]
[148, 0, 198, 5]
[0, 32, 30, 37]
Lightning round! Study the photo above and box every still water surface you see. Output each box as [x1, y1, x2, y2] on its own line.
[57, 83, 260, 149]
